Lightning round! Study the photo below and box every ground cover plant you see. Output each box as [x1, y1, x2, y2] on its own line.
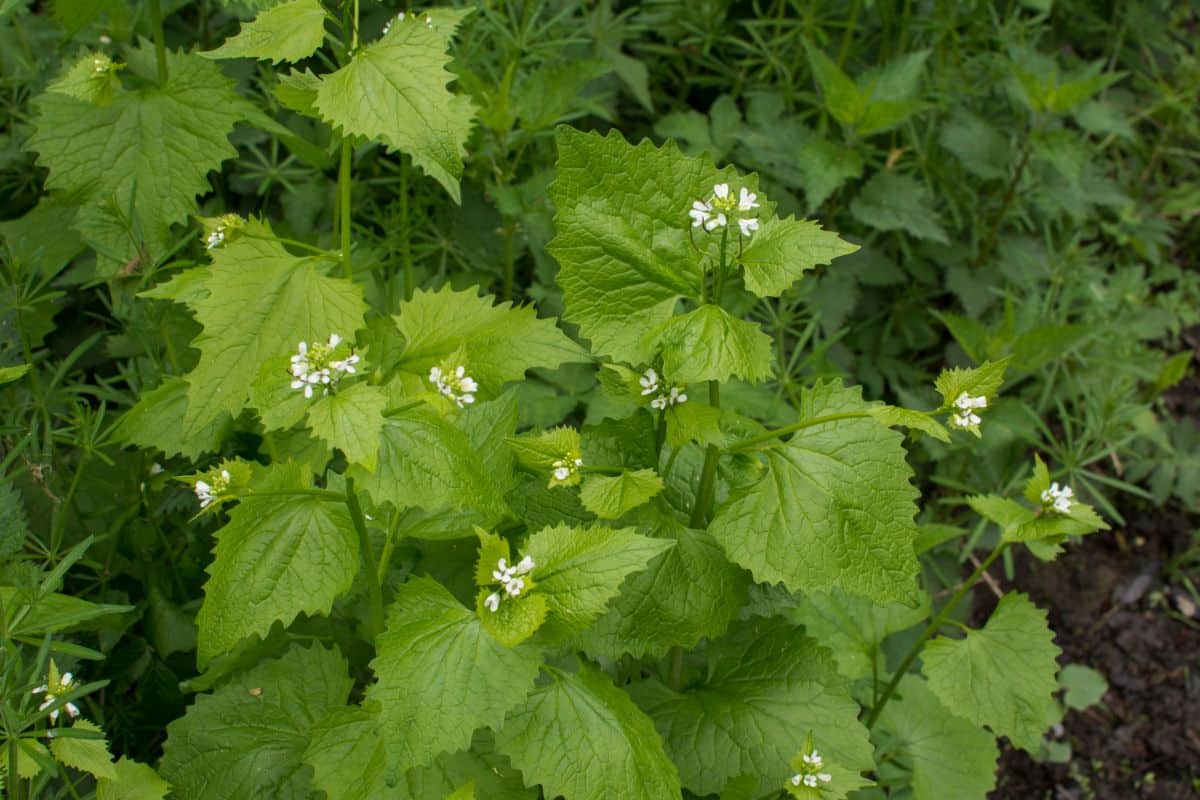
[0, 1, 1196, 798]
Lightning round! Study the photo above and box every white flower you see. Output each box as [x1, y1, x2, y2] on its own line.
[429, 364, 478, 408]
[955, 392, 988, 410]
[803, 751, 823, 766]
[484, 592, 500, 613]
[1041, 482, 1075, 514]
[817, 773, 832, 783]
[92, 55, 111, 75]
[713, 183, 730, 201]
[33, 670, 80, 723]
[705, 211, 727, 232]
[205, 228, 225, 250]
[290, 335, 358, 398]
[790, 745, 832, 792]
[649, 386, 687, 411]
[504, 577, 525, 597]
[382, 11, 404, 34]
[149, 462, 164, 475]
[639, 368, 660, 396]
[804, 775, 819, 787]
[690, 183, 760, 237]
[738, 187, 759, 212]
[550, 456, 583, 485]
[738, 217, 760, 237]
[949, 392, 988, 429]
[485, 555, 535, 612]
[689, 200, 712, 228]
[194, 469, 231, 509]
[552, 465, 571, 481]
[791, 775, 802, 786]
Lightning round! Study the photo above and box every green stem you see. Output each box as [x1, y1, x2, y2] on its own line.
[689, 382, 722, 528]
[338, 140, 353, 279]
[865, 542, 1009, 729]
[345, 478, 384, 641]
[730, 411, 875, 452]
[149, 0, 168, 85]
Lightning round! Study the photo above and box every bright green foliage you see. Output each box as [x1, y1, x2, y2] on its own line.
[657, 305, 773, 384]
[195, 463, 359, 665]
[160, 644, 353, 799]
[394, 285, 586, 396]
[114, 377, 233, 460]
[50, 719, 116, 780]
[709, 381, 921, 604]
[1059, 664, 1108, 710]
[522, 524, 674, 640]
[304, 706, 390, 799]
[314, 8, 476, 201]
[738, 216, 859, 297]
[478, 589, 548, 648]
[579, 516, 749, 659]
[496, 663, 681, 800]
[367, 577, 543, 775]
[0, 481, 30, 557]
[0, 587, 130, 636]
[29, 48, 245, 264]
[506, 426, 582, 487]
[791, 587, 930, 680]
[305, 382, 388, 470]
[934, 358, 1011, 410]
[868, 404, 951, 442]
[204, 0, 328, 64]
[96, 758, 172, 800]
[578, 468, 664, 519]
[922, 592, 1061, 751]
[872, 676, 999, 800]
[44, 52, 121, 105]
[806, 44, 929, 135]
[849, 172, 948, 243]
[630, 618, 874, 798]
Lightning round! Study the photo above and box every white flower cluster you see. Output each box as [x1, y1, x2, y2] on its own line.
[194, 469, 231, 509]
[790, 749, 832, 789]
[290, 334, 360, 399]
[205, 214, 243, 250]
[92, 55, 112, 75]
[552, 455, 583, 483]
[689, 183, 760, 237]
[33, 671, 80, 723]
[484, 556, 535, 613]
[429, 365, 478, 408]
[382, 11, 433, 35]
[639, 368, 688, 410]
[949, 392, 988, 429]
[205, 228, 225, 250]
[1041, 482, 1074, 514]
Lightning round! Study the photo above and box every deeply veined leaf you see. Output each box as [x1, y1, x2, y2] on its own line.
[933, 358, 1011, 410]
[0, 481, 29, 557]
[50, 719, 116, 780]
[0, 587, 131, 636]
[96, 758, 172, 800]
[791, 587, 930, 680]
[709, 381, 921, 604]
[578, 468, 664, 519]
[657, 304, 773, 384]
[629, 617, 874, 798]
[195, 463, 359, 665]
[313, 8, 476, 201]
[922, 592, 1061, 751]
[366, 577, 542, 776]
[203, 0, 328, 64]
[160, 644, 352, 799]
[495, 662, 681, 800]
[113, 377, 233, 460]
[739, 216, 859, 297]
[304, 382, 387, 471]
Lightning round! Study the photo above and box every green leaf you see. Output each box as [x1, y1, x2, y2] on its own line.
[496, 662, 681, 800]
[50, 720, 116, 780]
[195, 463, 359, 665]
[523, 524, 674, 640]
[395, 285, 586, 396]
[791, 587, 930, 680]
[304, 706, 390, 800]
[738, 216, 859, 298]
[183, 223, 367, 428]
[96, 758, 172, 800]
[939, 110, 1011, 181]
[629, 617, 874, 798]
[0, 480, 30, 558]
[872, 676, 998, 800]
[1059, 664, 1107, 710]
[0, 587, 131, 636]
[578, 469, 664, 519]
[805, 43, 864, 127]
[579, 515, 749, 659]
[709, 381, 921, 604]
[304, 382, 387, 471]
[922, 592, 1061, 751]
[113, 377, 233, 459]
[161, 643, 352, 799]
[367, 577, 542, 775]
[313, 8, 476, 201]
[549, 127, 753, 363]
[657, 304, 773, 384]
[506, 426, 582, 488]
[29, 48, 244, 262]
[848, 172, 948, 244]
[868, 405, 951, 443]
[203, 0, 328, 64]
[933, 358, 1010, 410]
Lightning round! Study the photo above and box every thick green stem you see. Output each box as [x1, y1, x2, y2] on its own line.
[345, 478, 384, 641]
[149, 0, 168, 85]
[865, 542, 1009, 729]
[338, 140, 353, 278]
[689, 382, 722, 528]
[730, 411, 875, 453]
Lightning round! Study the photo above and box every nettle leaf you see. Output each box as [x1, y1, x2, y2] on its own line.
[161, 643, 352, 799]
[709, 381, 921, 604]
[579, 515, 750, 660]
[183, 224, 367, 428]
[739, 217, 859, 297]
[578, 468, 664, 519]
[496, 662, 681, 800]
[367, 577, 542, 776]
[203, 0, 328, 64]
[304, 382, 387, 471]
[657, 304, 773, 384]
[791, 587, 930, 680]
[314, 8, 476, 201]
[848, 172, 948, 244]
[29, 48, 244, 261]
[50, 719, 116, 780]
[114, 377, 234, 459]
[873, 676, 998, 800]
[630, 617, 874, 798]
[523, 524, 674, 641]
[195, 463, 358, 665]
[550, 127, 756, 363]
[933, 358, 1010, 410]
[922, 592, 1061, 751]
[395, 285, 586, 397]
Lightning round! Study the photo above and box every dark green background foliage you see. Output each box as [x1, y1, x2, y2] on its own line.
[0, 0, 1195, 798]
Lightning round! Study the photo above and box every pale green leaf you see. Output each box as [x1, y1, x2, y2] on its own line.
[933, 358, 1010, 410]
[868, 405, 951, 442]
[657, 304, 773, 384]
[1059, 664, 1107, 710]
[578, 469, 664, 519]
[496, 663, 681, 800]
[739, 216, 859, 297]
[848, 172, 948, 243]
[922, 592, 1061, 751]
[791, 587, 930, 680]
[805, 43, 864, 126]
[114, 377, 233, 459]
[709, 381, 921, 604]
[630, 617, 874, 798]
[313, 8, 476, 201]
[96, 758, 172, 800]
[0, 587, 131, 636]
[160, 643, 352, 799]
[203, 0, 327, 64]
[50, 720, 116, 780]
[0, 480, 30, 557]
[305, 382, 387, 471]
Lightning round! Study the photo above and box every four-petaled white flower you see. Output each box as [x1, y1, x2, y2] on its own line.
[690, 183, 761, 237]
[639, 368, 660, 396]
[552, 456, 584, 483]
[650, 386, 688, 410]
[290, 334, 359, 399]
[33, 671, 80, 723]
[1041, 482, 1075, 514]
[205, 228, 225, 250]
[485, 555, 535, 613]
[429, 365, 478, 408]
[738, 187, 759, 212]
[194, 468, 231, 509]
[204, 213, 243, 251]
[789, 747, 832, 792]
[949, 391, 988, 429]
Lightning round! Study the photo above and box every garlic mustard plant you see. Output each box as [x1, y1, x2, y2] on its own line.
[1041, 482, 1075, 514]
[32, 665, 80, 723]
[429, 364, 478, 407]
[289, 334, 359, 398]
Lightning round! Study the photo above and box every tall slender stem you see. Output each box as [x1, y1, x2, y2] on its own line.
[149, 0, 168, 85]
[338, 140, 353, 279]
[345, 478, 384, 641]
[865, 542, 1009, 729]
